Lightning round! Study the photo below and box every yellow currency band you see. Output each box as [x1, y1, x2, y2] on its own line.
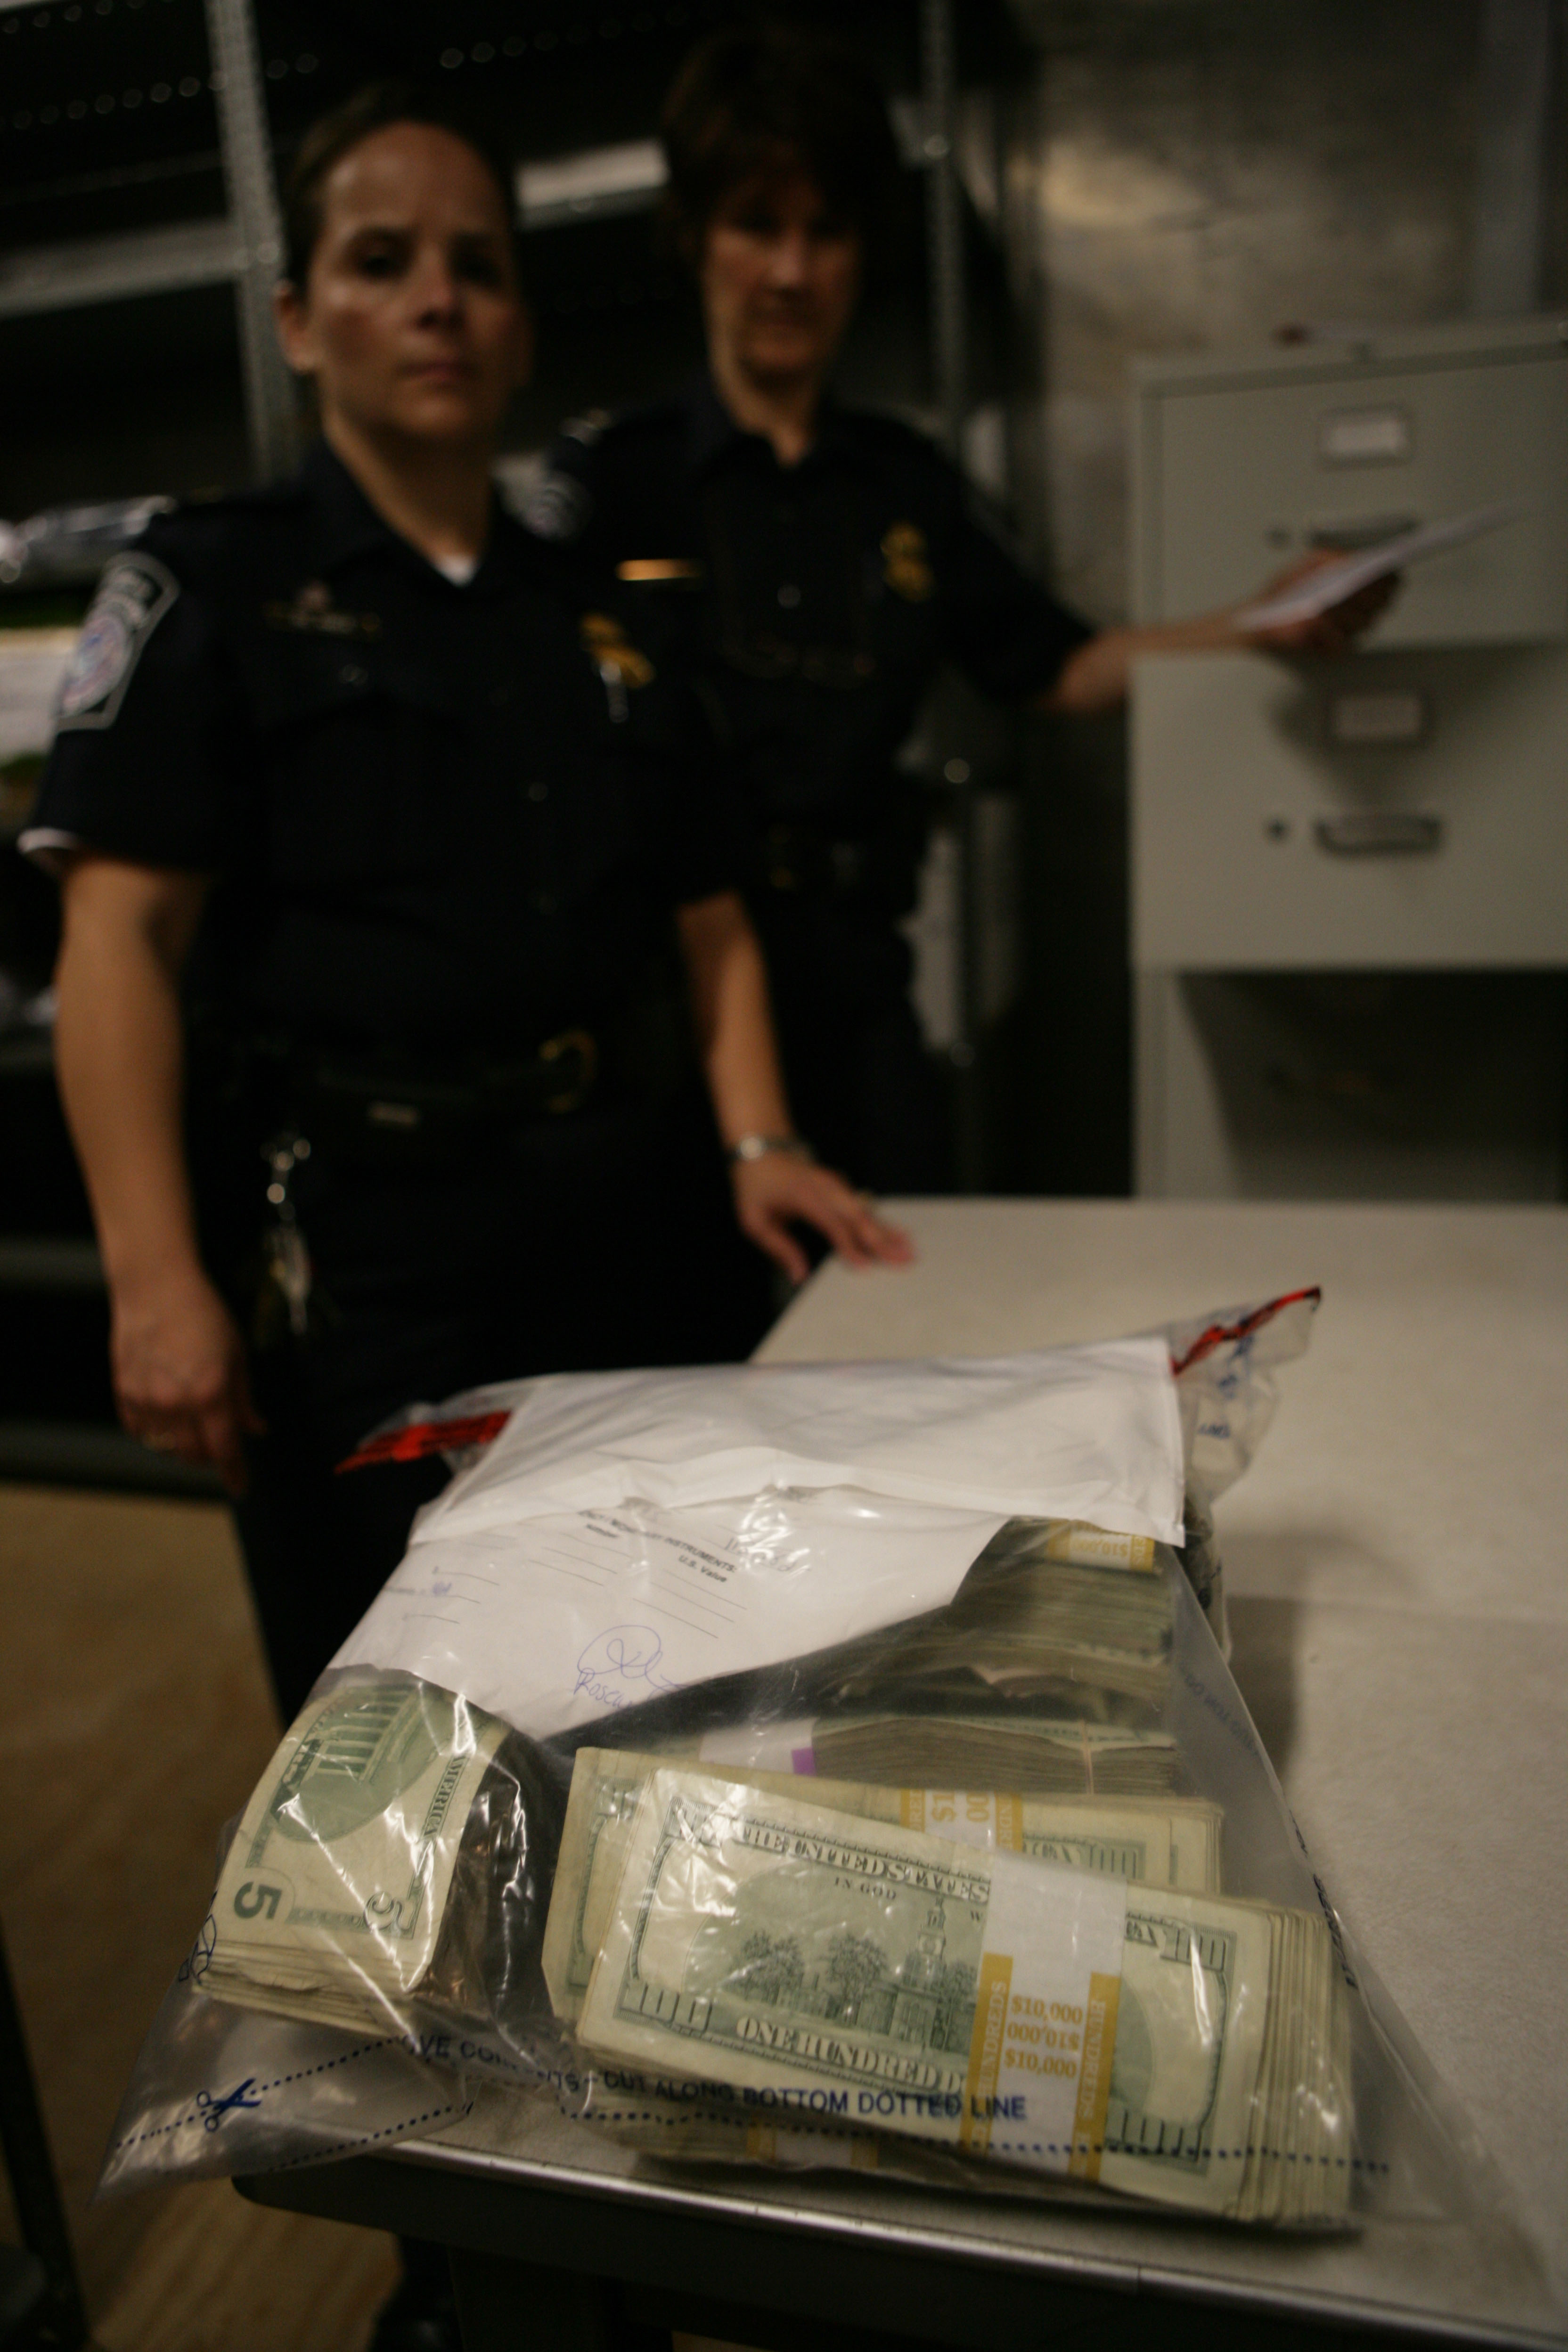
[1069, 1971, 1121, 2181]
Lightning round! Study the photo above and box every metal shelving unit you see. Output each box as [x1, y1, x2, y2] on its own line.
[0, 0, 294, 1490]
[0, 212, 246, 316]
[0, 0, 295, 480]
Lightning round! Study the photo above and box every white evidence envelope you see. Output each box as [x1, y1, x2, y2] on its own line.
[333, 1486, 1009, 1740]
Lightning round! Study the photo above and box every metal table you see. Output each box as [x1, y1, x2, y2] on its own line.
[240, 1201, 1568, 2349]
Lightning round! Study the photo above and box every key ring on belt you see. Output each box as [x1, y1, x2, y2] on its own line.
[261, 1130, 313, 1340]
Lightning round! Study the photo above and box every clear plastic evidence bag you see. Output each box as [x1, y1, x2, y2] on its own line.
[98, 1290, 1537, 2276]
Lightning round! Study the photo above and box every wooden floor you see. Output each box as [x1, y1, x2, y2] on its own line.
[0, 1482, 399, 2352]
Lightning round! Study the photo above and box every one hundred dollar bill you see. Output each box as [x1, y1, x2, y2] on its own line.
[575, 1768, 1342, 2219]
[544, 1750, 1221, 2025]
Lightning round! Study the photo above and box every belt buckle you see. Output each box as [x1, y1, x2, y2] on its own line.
[539, 1027, 598, 1114]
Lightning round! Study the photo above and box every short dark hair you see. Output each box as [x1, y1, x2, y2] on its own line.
[660, 24, 902, 261]
[280, 81, 519, 287]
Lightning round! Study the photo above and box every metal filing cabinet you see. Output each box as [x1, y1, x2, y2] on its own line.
[1129, 318, 1568, 1200]
[1132, 316, 1568, 643]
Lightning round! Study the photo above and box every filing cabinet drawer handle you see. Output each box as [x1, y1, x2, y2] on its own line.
[1313, 814, 1444, 856]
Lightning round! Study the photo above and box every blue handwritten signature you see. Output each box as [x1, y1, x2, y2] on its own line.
[179, 1913, 217, 1985]
[574, 1624, 679, 1709]
[196, 2078, 264, 2132]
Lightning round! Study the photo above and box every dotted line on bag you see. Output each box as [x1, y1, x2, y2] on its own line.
[569, 2108, 1390, 2172]
[268, 2097, 474, 2171]
[112, 2050, 1394, 2183]
[106, 2036, 399, 2152]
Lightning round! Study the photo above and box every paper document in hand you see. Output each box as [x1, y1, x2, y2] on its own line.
[406, 1340, 1185, 1545]
[333, 1488, 1006, 1739]
[1233, 502, 1523, 630]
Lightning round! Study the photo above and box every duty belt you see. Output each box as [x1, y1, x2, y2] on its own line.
[196, 982, 696, 1186]
[366, 1028, 594, 1125]
[300, 1026, 601, 1156]
[197, 1016, 670, 1349]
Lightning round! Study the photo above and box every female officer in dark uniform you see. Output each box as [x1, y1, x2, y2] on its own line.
[25, 83, 904, 1727]
[534, 25, 1389, 1206]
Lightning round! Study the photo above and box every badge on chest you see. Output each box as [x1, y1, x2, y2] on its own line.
[580, 612, 655, 722]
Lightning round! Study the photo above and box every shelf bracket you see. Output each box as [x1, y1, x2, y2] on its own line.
[204, 0, 297, 481]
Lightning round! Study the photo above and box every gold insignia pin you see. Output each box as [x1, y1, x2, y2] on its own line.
[580, 612, 655, 687]
[881, 522, 935, 603]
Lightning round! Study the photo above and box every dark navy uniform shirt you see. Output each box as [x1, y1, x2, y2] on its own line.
[24, 439, 732, 1057]
[532, 374, 1094, 882]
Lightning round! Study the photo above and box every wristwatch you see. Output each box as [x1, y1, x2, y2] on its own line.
[727, 1133, 816, 1165]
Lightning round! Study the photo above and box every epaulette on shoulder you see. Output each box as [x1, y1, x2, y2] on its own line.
[133, 474, 311, 582]
[147, 474, 307, 540]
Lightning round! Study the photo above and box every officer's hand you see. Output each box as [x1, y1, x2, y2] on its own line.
[730, 1156, 915, 1286]
[1237, 549, 1400, 654]
[109, 1264, 265, 1496]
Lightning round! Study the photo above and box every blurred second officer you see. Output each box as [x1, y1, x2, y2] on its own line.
[536, 26, 1388, 1204]
[27, 83, 905, 1725]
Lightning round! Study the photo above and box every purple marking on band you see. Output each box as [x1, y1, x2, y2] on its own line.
[792, 1748, 816, 1775]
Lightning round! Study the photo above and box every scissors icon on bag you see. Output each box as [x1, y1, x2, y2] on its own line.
[196, 2078, 263, 2131]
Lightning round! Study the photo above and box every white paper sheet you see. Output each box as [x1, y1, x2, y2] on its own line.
[332, 1488, 1007, 1740]
[408, 1339, 1184, 1547]
[1233, 502, 1522, 630]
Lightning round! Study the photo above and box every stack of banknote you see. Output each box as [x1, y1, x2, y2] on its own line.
[822, 1519, 1175, 1723]
[794, 1521, 1183, 1791]
[199, 1680, 1352, 2226]
[808, 1714, 1183, 1795]
[561, 1763, 1351, 2224]
[542, 1748, 1224, 2028]
[204, 1678, 519, 2035]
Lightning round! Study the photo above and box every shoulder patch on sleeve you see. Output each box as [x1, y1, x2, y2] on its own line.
[522, 464, 592, 544]
[54, 552, 180, 731]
